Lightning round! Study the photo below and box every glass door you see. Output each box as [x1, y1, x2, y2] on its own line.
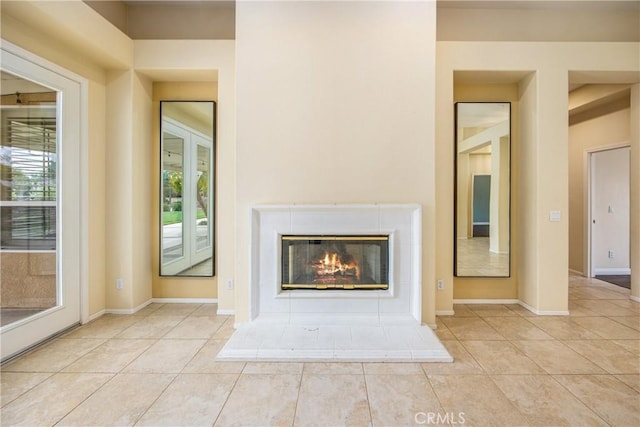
[1, 45, 81, 361]
[161, 122, 190, 275]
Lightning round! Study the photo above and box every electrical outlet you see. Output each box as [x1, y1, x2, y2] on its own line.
[608, 250, 615, 259]
[226, 279, 234, 290]
[116, 278, 124, 290]
[437, 279, 444, 291]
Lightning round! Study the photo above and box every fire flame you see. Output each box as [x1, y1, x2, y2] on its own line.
[312, 251, 360, 280]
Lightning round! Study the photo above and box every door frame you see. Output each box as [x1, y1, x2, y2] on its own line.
[1, 40, 89, 358]
[585, 142, 630, 278]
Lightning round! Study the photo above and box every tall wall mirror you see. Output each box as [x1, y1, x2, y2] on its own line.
[455, 102, 510, 277]
[160, 101, 215, 276]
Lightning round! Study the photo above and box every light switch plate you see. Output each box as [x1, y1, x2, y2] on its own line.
[549, 211, 561, 222]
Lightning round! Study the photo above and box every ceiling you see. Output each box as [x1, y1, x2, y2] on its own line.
[86, 0, 640, 42]
[438, 0, 640, 10]
[456, 102, 510, 129]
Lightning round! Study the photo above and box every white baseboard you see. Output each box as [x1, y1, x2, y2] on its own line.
[448, 299, 570, 316]
[105, 299, 152, 315]
[518, 300, 569, 316]
[568, 269, 584, 276]
[630, 295, 640, 303]
[101, 298, 223, 316]
[151, 298, 218, 304]
[593, 268, 631, 275]
[85, 309, 105, 324]
[105, 308, 137, 315]
[217, 309, 235, 316]
[435, 310, 455, 316]
[453, 299, 519, 304]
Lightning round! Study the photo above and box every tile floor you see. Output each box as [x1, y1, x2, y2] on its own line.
[1, 274, 639, 426]
[455, 237, 509, 277]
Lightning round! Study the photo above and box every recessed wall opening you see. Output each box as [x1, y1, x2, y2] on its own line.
[281, 235, 389, 290]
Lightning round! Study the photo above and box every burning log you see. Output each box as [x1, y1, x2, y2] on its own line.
[311, 251, 360, 281]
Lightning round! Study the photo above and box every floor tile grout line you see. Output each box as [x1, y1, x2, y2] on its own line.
[115, 336, 162, 374]
[547, 372, 621, 426]
[484, 373, 546, 426]
[424, 369, 456, 422]
[210, 368, 245, 427]
[129, 372, 180, 426]
[460, 337, 548, 375]
[455, 339, 490, 375]
[178, 335, 212, 376]
[0, 371, 54, 409]
[290, 364, 306, 427]
[475, 371, 611, 424]
[50, 371, 118, 427]
[509, 338, 608, 376]
[560, 339, 640, 375]
[604, 314, 640, 331]
[360, 368, 376, 427]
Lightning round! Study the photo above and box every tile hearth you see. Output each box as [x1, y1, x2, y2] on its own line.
[216, 321, 453, 362]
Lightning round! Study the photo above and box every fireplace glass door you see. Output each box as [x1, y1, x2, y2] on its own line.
[281, 236, 389, 290]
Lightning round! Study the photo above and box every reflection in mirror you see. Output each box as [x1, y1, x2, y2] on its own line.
[160, 101, 215, 276]
[455, 102, 510, 277]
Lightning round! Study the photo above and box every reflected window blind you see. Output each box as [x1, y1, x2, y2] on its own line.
[1, 116, 57, 250]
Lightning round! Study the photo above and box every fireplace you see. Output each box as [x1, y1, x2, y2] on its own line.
[281, 236, 389, 290]
[218, 205, 454, 362]
[249, 204, 422, 324]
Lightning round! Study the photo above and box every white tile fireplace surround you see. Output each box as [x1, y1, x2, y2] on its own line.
[217, 204, 452, 362]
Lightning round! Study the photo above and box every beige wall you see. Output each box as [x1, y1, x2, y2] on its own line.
[134, 40, 236, 311]
[517, 73, 539, 308]
[437, 42, 639, 314]
[1, 5, 122, 317]
[1, 0, 133, 70]
[104, 69, 135, 310]
[3, 1, 639, 323]
[631, 85, 640, 299]
[235, 0, 438, 324]
[3, 4, 237, 311]
[87, 80, 107, 314]
[132, 72, 154, 308]
[568, 98, 630, 275]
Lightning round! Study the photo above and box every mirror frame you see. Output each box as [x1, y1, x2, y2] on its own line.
[159, 100, 216, 277]
[454, 102, 511, 278]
